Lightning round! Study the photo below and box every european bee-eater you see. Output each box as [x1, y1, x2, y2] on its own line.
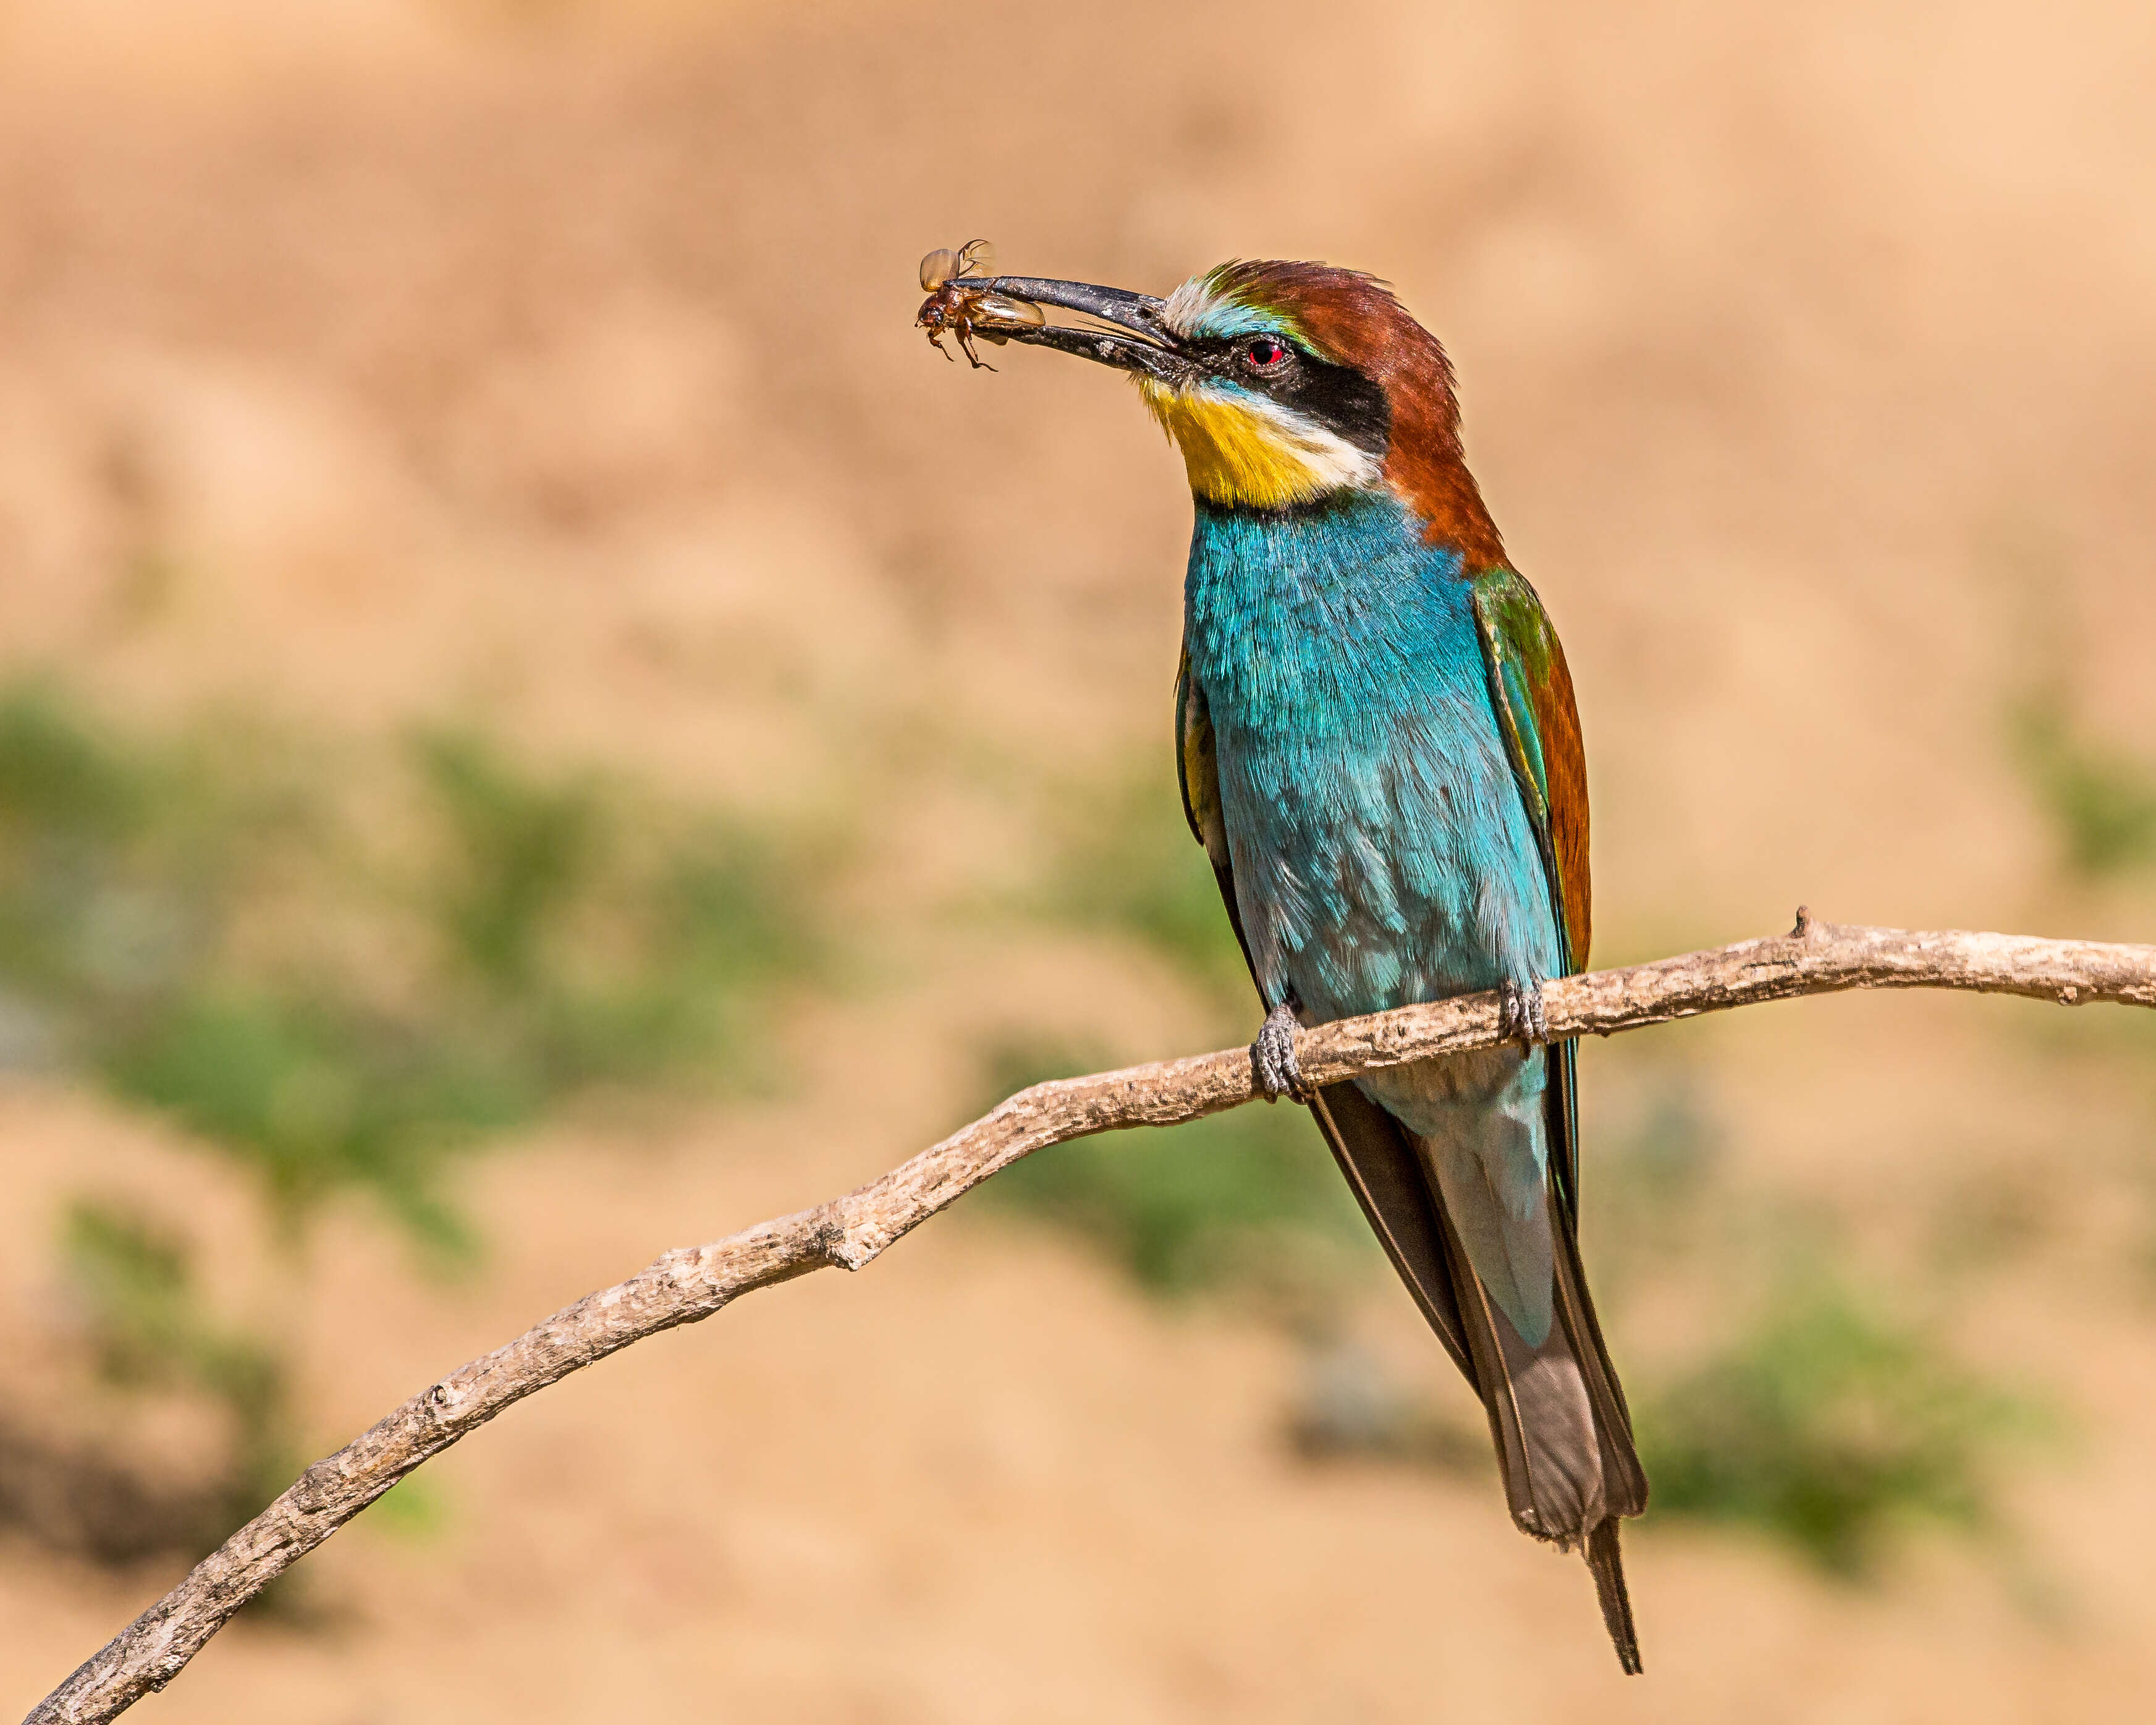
[945, 258, 1647, 1671]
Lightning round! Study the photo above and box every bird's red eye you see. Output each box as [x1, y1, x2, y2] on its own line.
[1245, 337, 1289, 368]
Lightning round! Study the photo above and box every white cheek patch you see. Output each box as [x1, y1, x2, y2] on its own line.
[1214, 385, 1385, 493]
[1141, 375, 1387, 507]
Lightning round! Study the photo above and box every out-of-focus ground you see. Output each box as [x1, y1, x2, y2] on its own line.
[3, 1, 2156, 1718]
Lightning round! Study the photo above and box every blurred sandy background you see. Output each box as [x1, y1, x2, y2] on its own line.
[2, 0, 2155, 1719]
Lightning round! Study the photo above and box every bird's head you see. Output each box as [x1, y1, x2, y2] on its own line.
[963, 258, 1504, 569]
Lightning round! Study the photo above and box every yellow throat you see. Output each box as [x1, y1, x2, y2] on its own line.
[1138, 377, 1382, 510]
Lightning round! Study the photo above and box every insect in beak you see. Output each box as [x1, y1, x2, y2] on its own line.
[915, 240, 1047, 370]
[914, 242, 1183, 381]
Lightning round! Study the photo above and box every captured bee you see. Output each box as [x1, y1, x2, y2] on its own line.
[916, 239, 1044, 370]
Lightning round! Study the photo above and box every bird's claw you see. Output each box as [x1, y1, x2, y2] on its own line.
[1251, 1001, 1314, 1102]
[1499, 978, 1550, 1049]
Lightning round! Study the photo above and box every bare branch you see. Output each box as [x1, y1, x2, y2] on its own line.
[25, 917, 2156, 1724]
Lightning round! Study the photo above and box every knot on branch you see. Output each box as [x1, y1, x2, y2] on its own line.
[810, 1205, 872, 1272]
[289, 1459, 344, 1515]
[422, 1376, 469, 1430]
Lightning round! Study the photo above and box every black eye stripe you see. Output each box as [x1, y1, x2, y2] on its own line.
[1189, 336, 1390, 459]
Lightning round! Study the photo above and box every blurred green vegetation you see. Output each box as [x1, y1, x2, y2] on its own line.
[413, 731, 820, 1096]
[2004, 672, 2156, 1281]
[970, 1036, 1372, 1309]
[356, 1473, 450, 1542]
[61, 1197, 292, 1550]
[2010, 684, 2156, 880]
[1591, 1077, 2047, 1578]
[0, 678, 826, 1561]
[1034, 763, 1253, 1017]
[1578, 1072, 1722, 1297]
[1638, 1268, 2044, 1577]
[0, 682, 822, 1253]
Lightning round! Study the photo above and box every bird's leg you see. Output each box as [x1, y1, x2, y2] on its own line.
[1251, 996, 1314, 1103]
[1498, 978, 1550, 1049]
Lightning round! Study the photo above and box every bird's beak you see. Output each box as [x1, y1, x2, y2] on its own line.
[961, 276, 1188, 383]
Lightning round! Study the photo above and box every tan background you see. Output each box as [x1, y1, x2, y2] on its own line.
[2, 0, 2155, 1718]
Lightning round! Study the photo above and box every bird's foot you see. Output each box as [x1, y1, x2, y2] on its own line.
[1251, 1001, 1314, 1103]
[1498, 978, 1550, 1049]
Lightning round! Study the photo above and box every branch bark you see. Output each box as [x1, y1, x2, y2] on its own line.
[25, 916, 2156, 1724]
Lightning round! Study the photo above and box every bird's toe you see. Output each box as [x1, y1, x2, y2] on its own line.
[1499, 978, 1550, 1048]
[1251, 1002, 1312, 1101]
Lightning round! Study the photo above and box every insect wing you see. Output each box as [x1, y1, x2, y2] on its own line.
[968, 292, 1046, 330]
[919, 248, 960, 290]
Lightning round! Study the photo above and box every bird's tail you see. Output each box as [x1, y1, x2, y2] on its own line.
[1303, 1079, 1646, 1672]
[1433, 1176, 1648, 1673]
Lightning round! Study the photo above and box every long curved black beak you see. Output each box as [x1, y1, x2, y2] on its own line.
[967, 276, 1188, 383]
[982, 279, 1167, 337]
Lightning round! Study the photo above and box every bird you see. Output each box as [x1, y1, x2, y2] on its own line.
[935, 255, 1649, 1671]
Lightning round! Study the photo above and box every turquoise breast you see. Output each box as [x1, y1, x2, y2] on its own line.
[1182, 492, 1562, 1027]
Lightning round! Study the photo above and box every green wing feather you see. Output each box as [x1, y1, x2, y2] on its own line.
[1470, 569, 1591, 1213]
[1469, 569, 1591, 970]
